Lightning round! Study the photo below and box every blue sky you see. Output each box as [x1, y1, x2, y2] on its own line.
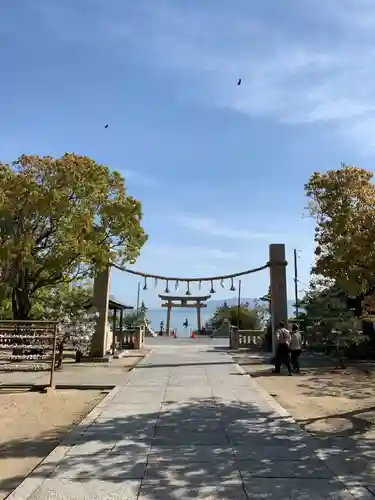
[1, 0, 374, 308]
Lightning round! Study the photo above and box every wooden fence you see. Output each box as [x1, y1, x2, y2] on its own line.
[0, 320, 58, 388]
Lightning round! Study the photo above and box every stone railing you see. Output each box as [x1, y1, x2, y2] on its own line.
[239, 329, 264, 347]
[117, 325, 145, 350]
[230, 328, 265, 349]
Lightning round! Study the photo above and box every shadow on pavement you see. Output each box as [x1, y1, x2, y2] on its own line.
[1, 397, 374, 499]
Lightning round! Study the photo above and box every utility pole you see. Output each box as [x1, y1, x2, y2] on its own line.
[237, 279, 242, 330]
[136, 281, 140, 316]
[293, 249, 299, 323]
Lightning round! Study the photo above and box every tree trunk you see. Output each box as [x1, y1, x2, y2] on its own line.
[347, 296, 363, 318]
[12, 288, 32, 320]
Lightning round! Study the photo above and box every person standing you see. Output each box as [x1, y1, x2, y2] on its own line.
[290, 324, 302, 373]
[273, 321, 292, 375]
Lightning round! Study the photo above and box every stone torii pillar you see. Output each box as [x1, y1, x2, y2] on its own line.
[269, 244, 288, 355]
[196, 301, 202, 332]
[91, 267, 110, 358]
[165, 302, 172, 336]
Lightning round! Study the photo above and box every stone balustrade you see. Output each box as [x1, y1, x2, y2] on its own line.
[230, 328, 265, 349]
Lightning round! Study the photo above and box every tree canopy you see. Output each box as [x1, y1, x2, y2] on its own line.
[0, 153, 147, 319]
[124, 301, 148, 328]
[212, 302, 262, 330]
[299, 278, 358, 334]
[0, 282, 93, 321]
[305, 164, 375, 318]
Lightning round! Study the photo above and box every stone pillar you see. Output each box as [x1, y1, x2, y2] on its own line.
[112, 308, 117, 355]
[230, 326, 239, 350]
[119, 309, 123, 339]
[91, 268, 110, 358]
[166, 303, 172, 336]
[196, 303, 201, 331]
[134, 326, 143, 349]
[269, 244, 288, 355]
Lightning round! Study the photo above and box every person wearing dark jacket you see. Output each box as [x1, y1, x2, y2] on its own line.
[273, 321, 292, 375]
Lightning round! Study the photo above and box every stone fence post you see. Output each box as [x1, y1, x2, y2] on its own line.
[230, 326, 240, 350]
[134, 325, 144, 350]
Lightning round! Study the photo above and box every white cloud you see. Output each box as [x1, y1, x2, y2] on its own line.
[174, 215, 279, 240]
[118, 1, 375, 152]
[25, 0, 375, 152]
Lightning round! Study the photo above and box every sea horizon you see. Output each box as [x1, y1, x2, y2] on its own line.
[146, 308, 212, 336]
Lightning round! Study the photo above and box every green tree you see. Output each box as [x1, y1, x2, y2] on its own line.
[299, 278, 364, 364]
[0, 294, 12, 320]
[0, 282, 93, 320]
[305, 164, 375, 318]
[37, 282, 93, 319]
[212, 303, 261, 330]
[300, 279, 358, 333]
[0, 154, 147, 319]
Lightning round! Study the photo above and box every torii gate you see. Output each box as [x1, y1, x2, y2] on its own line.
[158, 294, 211, 335]
[91, 243, 288, 357]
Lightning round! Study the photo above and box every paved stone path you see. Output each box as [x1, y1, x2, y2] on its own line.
[8, 339, 375, 499]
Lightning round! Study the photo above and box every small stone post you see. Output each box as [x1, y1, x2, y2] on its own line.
[230, 326, 239, 350]
[134, 326, 144, 349]
[269, 244, 288, 355]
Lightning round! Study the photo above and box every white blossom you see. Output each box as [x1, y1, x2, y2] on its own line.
[57, 307, 98, 354]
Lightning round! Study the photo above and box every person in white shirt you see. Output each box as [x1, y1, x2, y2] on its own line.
[290, 323, 302, 374]
[273, 321, 292, 375]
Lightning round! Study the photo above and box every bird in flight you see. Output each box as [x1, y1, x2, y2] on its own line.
[104, 124, 108, 128]
[237, 78, 242, 86]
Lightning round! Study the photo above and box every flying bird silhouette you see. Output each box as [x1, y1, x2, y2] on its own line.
[104, 124, 108, 128]
[237, 78, 242, 86]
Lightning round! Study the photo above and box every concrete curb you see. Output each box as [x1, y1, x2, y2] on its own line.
[5, 354, 149, 500]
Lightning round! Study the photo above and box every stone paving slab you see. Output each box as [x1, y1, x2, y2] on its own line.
[7, 338, 375, 499]
[138, 484, 249, 500]
[152, 431, 230, 446]
[27, 478, 140, 500]
[237, 457, 334, 479]
[65, 440, 116, 456]
[144, 460, 242, 486]
[147, 444, 235, 463]
[241, 478, 366, 499]
[51, 454, 148, 480]
[232, 442, 316, 461]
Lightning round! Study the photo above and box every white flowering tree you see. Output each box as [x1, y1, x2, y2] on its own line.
[37, 283, 98, 367]
[55, 308, 99, 366]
